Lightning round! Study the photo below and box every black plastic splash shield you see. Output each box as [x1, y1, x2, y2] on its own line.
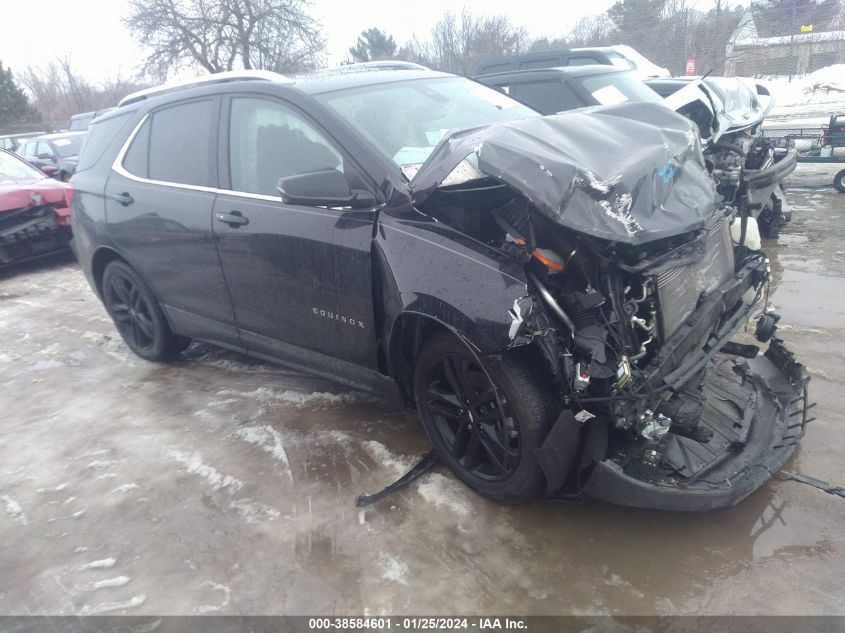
[582, 339, 810, 511]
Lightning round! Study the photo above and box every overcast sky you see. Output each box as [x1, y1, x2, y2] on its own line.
[0, 0, 620, 82]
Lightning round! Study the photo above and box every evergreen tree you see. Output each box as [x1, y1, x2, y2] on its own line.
[348, 28, 398, 63]
[0, 62, 38, 127]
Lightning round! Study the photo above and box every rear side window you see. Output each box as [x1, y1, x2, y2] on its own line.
[77, 113, 133, 173]
[567, 55, 602, 66]
[123, 99, 215, 187]
[508, 80, 585, 114]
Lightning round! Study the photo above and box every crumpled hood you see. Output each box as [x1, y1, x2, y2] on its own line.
[411, 102, 718, 245]
[0, 178, 70, 214]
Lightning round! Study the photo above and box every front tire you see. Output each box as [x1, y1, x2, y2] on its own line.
[413, 334, 557, 502]
[102, 260, 190, 361]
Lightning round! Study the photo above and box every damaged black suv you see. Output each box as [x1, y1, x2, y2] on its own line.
[71, 64, 810, 510]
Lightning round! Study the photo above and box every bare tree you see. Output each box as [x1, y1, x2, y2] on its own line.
[19, 57, 147, 127]
[401, 9, 527, 75]
[125, 0, 326, 77]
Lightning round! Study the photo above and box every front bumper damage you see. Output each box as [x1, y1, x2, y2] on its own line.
[582, 338, 809, 511]
[530, 248, 810, 511]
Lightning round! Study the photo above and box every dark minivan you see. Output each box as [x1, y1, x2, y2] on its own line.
[70, 66, 809, 510]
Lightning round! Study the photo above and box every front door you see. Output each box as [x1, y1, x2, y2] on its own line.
[213, 95, 379, 370]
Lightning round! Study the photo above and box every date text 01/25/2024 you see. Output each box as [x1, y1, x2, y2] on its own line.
[307, 617, 528, 630]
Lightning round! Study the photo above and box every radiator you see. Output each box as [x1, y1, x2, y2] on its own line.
[655, 217, 735, 339]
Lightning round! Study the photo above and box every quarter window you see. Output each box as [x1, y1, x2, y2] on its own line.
[228, 97, 344, 197]
[123, 99, 215, 187]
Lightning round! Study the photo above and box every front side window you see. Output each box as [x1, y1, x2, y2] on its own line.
[123, 99, 215, 187]
[228, 97, 344, 197]
[36, 142, 52, 158]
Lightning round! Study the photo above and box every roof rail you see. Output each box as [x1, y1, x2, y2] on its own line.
[118, 70, 293, 107]
[311, 61, 431, 75]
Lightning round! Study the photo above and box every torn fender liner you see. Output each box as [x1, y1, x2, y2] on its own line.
[411, 102, 717, 245]
[533, 410, 580, 496]
[355, 451, 439, 507]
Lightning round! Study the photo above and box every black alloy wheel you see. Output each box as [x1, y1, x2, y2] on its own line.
[102, 260, 190, 361]
[423, 351, 519, 481]
[414, 334, 557, 502]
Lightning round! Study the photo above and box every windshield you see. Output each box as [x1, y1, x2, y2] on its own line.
[577, 71, 664, 106]
[0, 150, 43, 183]
[52, 135, 84, 158]
[316, 76, 537, 173]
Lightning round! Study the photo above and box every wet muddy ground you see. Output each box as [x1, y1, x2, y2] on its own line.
[1, 165, 844, 616]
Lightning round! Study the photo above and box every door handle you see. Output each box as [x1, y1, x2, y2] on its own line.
[111, 192, 134, 207]
[215, 211, 249, 228]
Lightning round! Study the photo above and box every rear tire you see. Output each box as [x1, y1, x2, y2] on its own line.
[102, 260, 190, 361]
[835, 169, 845, 193]
[413, 333, 557, 502]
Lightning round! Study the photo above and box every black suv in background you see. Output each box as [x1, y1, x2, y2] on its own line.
[475, 65, 664, 113]
[70, 65, 809, 510]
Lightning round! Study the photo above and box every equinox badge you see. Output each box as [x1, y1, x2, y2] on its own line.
[312, 307, 365, 328]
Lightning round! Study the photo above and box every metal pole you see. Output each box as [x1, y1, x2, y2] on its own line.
[788, 0, 796, 81]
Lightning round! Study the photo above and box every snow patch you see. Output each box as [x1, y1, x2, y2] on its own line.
[233, 425, 290, 472]
[78, 594, 145, 615]
[193, 581, 231, 614]
[111, 484, 140, 493]
[416, 473, 472, 518]
[229, 498, 281, 524]
[168, 450, 244, 492]
[377, 553, 410, 585]
[1, 496, 27, 525]
[86, 460, 121, 470]
[361, 440, 415, 477]
[79, 558, 116, 570]
[79, 576, 131, 591]
[216, 386, 372, 408]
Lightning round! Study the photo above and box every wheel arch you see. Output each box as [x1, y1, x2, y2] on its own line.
[90, 246, 128, 298]
[386, 311, 481, 406]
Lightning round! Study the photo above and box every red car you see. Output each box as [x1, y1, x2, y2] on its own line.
[0, 149, 74, 266]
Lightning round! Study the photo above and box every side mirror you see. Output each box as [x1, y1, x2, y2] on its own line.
[277, 169, 375, 209]
[37, 152, 53, 161]
[41, 165, 59, 176]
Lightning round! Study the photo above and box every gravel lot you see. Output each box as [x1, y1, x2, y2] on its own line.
[1, 165, 844, 616]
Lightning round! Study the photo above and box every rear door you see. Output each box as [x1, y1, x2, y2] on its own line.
[213, 94, 379, 370]
[105, 97, 238, 345]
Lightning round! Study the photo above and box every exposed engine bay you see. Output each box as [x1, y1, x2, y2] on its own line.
[409, 103, 810, 510]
